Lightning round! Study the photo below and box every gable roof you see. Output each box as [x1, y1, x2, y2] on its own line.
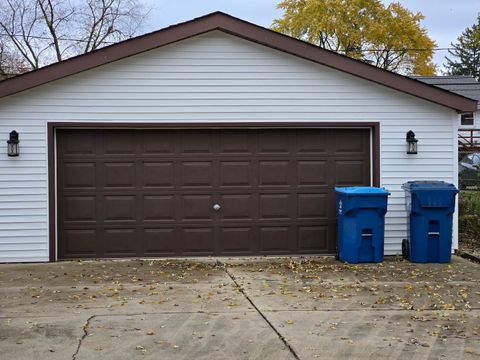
[414, 76, 480, 108]
[0, 12, 476, 112]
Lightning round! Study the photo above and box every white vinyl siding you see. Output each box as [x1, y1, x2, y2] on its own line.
[0, 31, 457, 262]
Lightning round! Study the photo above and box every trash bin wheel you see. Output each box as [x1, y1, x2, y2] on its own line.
[335, 248, 339, 261]
[402, 239, 410, 260]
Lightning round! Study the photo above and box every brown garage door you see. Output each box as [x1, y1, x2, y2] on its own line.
[57, 128, 370, 259]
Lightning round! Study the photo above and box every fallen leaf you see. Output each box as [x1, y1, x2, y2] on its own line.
[135, 345, 147, 353]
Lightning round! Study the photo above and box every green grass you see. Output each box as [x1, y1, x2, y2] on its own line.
[459, 191, 480, 235]
[459, 191, 480, 216]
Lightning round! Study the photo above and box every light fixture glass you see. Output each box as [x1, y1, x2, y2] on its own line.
[406, 130, 417, 155]
[7, 130, 19, 157]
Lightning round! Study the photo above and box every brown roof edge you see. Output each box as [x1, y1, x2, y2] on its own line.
[0, 12, 222, 98]
[214, 14, 477, 112]
[0, 11, 476, 112]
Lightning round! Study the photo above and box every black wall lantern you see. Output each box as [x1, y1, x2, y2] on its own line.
[7, 130, 19, 157]
[406, 130, 418, 155]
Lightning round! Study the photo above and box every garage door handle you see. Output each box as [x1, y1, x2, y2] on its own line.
[213, 204, 221, 211]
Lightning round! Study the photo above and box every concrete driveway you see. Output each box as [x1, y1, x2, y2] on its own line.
[0, 256, 479, 359]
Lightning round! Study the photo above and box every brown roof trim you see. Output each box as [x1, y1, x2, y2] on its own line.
[0, 12, 477, 112]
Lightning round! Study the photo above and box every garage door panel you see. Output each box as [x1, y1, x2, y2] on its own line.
[180, 131, 213, 154]
[181, 161, 214, 187]
[219, 194, 253, 219]
[104, 195, 137, 222]
[259, 226, 290, 253]
[219, 131, 254, 154]
[142, 161, 174, 188]
[143, 228, 176, 255]
[181, 228, 215, 254]
[297, 226, 328, 252]
[219, 227, 253, 253]
[142, 130, 176, 154]
[143, 195, 176, 221]
[326, 190, 338, 216]
[333, 130, 369, 154]
[62, 162, 96, 189]
[57, 128, 371, 258]
[297, 193, 328, 219]
[259, 160, 291, 186]
[103, 228, 137, 255]
[297, 130, 328, 154]
[258, 130, 291, 154]
[63, 196, 97, 222]
[297, 160, 328, 186]
[104, 162, 136, 188]
[103, 131, 136, 155]
[62, 229, 97, 257]
[219, 161, 252, 187]
[335, 160, 368, 185]
[260, 194, 291, 219]
[57, 130, 97, 157]
[182, 194, 214, 220]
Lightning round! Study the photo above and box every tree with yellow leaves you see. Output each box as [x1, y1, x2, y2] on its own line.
[272, 0, 437, 75]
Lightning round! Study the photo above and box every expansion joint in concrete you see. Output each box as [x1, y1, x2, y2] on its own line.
[217, 260, 301, 360]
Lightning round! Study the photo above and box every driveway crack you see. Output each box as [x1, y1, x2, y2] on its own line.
[72, 314, 96, 360]
[217, 260, 300, 360]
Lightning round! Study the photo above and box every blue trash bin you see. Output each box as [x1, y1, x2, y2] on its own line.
[335, 187, 389, 263]
[402, 181, 459, 263]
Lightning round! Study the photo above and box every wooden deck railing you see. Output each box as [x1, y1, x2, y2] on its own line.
[459, 128, 480, 153]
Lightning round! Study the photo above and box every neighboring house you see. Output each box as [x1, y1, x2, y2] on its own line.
[415, 76, 480, 164]
[0, 12, 476, 262]
[415, 75, 480, 129]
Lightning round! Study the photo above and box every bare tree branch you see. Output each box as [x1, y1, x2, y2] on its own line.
[38, 0, 61, 61]
[20, 1, 41, 68]
[0, 41, 29, 77]
[0, 0, 149, 75]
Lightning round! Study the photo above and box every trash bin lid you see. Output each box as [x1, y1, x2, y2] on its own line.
[402, 181, 458, 192]
[335, 186, 389, 196]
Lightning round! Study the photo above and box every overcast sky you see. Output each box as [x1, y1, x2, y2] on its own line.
[142, 0, 479, 73]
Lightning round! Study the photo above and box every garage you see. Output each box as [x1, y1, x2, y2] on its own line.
[57, 127, 370, 258]
[0, 12, 475, 262]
